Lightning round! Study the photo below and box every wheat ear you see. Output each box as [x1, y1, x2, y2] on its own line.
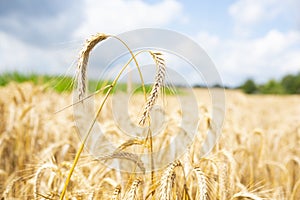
[124, 178, 142, 200]
[218, 162, 227, 200]
[158, 160, 181, 200]
[76, 33, 108, 100]
[2, 177, 24, 199]
[139, 52, 166, 125]
[34, 163, 58, 200]
[230, 192, 263, 200]
[111, 185, 121, 200]
[291, 178, 300, 200]
[98, 151, 145, 173]
[194, 167, 208, 200]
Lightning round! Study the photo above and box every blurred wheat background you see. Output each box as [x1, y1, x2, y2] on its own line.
[0, 1, 299, 199]
[0, 82, 299, 199]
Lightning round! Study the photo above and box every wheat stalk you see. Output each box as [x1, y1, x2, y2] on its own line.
[60, 33, 143, 200]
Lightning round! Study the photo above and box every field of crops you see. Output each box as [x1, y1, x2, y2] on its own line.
[0, 82, 299, 199]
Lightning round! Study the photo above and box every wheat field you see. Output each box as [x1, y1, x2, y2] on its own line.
[0, 81, 299, 199]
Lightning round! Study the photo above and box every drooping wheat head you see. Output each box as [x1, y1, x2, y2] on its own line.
[76, 33, 108, 101]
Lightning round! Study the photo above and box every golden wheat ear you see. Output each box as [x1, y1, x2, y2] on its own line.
[76, 33, 108, 101]
[111, 185, 121, 200]
[139, 52, 166, 126]
[231, 191, 264, 200]
[157, 160, 182, 200]
[124, 177, 143, 200]
[193, 167, 208, 200]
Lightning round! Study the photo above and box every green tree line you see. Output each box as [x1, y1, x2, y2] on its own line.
[240, 72, 300, 94]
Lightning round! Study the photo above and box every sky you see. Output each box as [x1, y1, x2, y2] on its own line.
[0, 0, 299, 86]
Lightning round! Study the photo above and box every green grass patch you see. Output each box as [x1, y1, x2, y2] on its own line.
[0, 72, 74, 93]
[0, 72, 180, 95]
[89, 80, 178, 95]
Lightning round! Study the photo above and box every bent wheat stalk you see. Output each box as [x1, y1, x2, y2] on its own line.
[60, 33, 165, 199]
[60, 33, 140, 200]
[76, 33, 145, 102]
[139, 51, 166, 193]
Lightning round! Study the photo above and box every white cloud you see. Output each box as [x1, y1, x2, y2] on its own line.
[1, 0, 298, 87]
[229, 0, 276, 25]
[196, 32, 220, 53]
[0, 0, 186, 75]
[0, 31, 78, 74]
[74, 0, 185, 38]
[0, 0, 83, 47]
[228, 0, 299, 36]
[196, 29, 300, 85]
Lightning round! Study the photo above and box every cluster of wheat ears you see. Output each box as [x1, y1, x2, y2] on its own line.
[0, 33, 299, 199]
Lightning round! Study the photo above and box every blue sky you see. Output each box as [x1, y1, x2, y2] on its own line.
[0, 0, 299, 86]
